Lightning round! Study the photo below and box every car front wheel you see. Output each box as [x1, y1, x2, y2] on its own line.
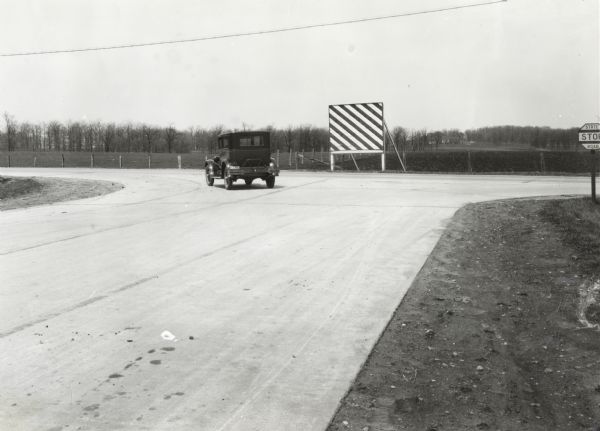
[266, 176, 275, 189]
[205, 169, 214, 186]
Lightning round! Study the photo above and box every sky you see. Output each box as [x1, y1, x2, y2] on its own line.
[0, 0, 598, 131]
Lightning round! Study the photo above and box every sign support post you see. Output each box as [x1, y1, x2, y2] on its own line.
[578, 123, 600, 204]
[592, 149, 597, 204]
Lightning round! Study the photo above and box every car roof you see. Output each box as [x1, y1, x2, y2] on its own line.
[218, 131, 269, 138]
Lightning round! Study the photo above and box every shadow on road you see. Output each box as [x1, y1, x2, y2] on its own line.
[214, 184, 283, 191]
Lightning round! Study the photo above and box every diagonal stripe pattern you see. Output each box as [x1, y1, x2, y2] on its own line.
[329, 103, 384, 152]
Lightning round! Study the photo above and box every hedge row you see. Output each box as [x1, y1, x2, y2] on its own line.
[340, 151, 593, 174]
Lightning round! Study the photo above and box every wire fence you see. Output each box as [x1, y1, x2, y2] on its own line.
[0, 150, 593, 174]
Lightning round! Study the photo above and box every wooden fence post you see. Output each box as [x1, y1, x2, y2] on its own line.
[178, 154, 182, 169]
[467, 151, 472, 173]
[540, 152, 546, 173]
[33, 155, 37, 168]
[7, 154, 10, 168]
[119, 155, 122, 169]
[90, 153, 94, 168]
[148, 154, 151, 169]
[61, 153, 65, 168]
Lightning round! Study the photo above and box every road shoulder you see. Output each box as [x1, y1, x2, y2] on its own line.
[328, 198, 600, 431]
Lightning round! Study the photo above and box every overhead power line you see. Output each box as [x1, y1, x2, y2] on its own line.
[1, 0, 506, 57]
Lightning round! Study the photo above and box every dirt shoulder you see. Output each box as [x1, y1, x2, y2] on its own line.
[0, 176, 123, 211]
[328, 198, 600, 431]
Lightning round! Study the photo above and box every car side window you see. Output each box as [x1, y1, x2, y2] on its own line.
[239, 136, 263, 147]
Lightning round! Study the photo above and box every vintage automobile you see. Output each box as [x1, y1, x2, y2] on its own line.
[204, 131, 279, 189]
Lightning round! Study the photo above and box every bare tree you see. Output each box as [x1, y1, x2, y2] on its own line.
[33, 124, 44, 151]
[18, 122, 34, 151]
[67, 122, 84, 151]
[100, 123, 116, 152]
[164, 125, 177, 153]
[48, 121, 63, 151]
[185, 126, 197, 151]
[83, 122, 99, 152]
[142, 125, 160, 153]
[3, 112, 17, 151]
[124, 123, 134, 152]
[392, 127, 408, 153]
[283, 126, 294, 152]
[199, 125, 224, 153]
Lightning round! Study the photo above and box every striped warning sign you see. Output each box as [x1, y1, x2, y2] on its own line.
[329, 102, 384, 153]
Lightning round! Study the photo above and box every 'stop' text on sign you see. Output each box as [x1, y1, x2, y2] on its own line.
[579, 123, 600, 149]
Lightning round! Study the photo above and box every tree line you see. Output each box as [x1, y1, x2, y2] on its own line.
[0, 112, 582, 154]
[390, 127, 466, 152]
[0, 113, 332, 154]
[391, 126, 581, 151]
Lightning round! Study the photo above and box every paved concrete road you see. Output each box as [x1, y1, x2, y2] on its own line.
[0, 169, 588, 431]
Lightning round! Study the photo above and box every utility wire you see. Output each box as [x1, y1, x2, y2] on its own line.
[1, 0, 506, 57]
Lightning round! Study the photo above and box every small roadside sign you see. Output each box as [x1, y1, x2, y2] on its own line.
[579, 123, 599, 203]
[579, 123, 600, 149]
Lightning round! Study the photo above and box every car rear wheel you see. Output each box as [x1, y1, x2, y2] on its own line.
[266, 176, 275, 189]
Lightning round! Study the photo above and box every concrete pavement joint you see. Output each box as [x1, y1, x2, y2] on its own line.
[0, 178, 328, 256]
[0, 275, 158, 339]
[0, 214, 309, 339]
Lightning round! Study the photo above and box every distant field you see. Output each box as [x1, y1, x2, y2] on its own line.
[435, 143, 536, 152]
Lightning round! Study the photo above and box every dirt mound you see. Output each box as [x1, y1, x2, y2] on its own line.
[0, 176, 43, 199]
[0, 176, 123, 210]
